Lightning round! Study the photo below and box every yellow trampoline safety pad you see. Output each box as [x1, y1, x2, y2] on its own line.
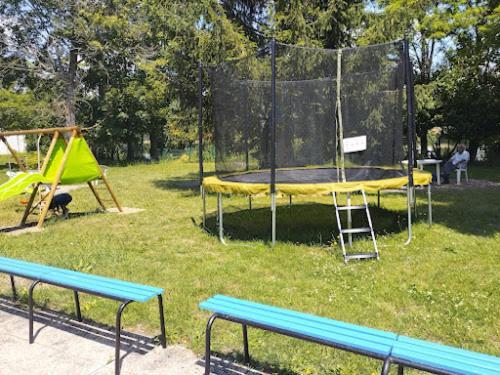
[203, 170, 432, 196]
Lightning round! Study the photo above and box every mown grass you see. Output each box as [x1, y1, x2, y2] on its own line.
[0, 159, 499, 374]
[469, 164, 500, 182]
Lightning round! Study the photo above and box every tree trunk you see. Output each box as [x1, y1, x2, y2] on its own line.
[149, 128, 164, 162]
[127, 139, 136, 161]
[65, 48, 78, 127]
[419, 126, 428, 158]
[468, 140, 478, 162]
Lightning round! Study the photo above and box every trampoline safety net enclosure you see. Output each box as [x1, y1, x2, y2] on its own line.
[201, 39, 428, 195]
[198, 39, 432, 250]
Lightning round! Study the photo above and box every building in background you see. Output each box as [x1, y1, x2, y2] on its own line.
[0, 135, 26, 155]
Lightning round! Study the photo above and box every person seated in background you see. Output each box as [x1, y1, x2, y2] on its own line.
[441, 144, 470, 184]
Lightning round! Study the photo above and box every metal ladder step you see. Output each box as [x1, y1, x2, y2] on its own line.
[332, 189, 379, 263]
[336, 205, 365, 211]
[345, 253, 378, 261]
[341, 227, 371, 234]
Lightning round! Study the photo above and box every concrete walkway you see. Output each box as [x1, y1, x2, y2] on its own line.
[0, 297, 265, 375]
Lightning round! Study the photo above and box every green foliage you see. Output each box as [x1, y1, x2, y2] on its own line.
[273, 0, 364, 48]
[0, 89, 59, 130]
[1, 0, 498, 161]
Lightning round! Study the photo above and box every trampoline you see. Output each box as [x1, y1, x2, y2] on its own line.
[203, 167, 431, 196]
[197, 39, 432, 255]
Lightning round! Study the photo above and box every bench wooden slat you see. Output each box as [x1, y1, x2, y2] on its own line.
[392, 336, 500, 375]
[0, 257, 60, 278]
[201, 297, 395, 344]
[42, 272, 160, 302]
[200, 295, 395, 357]
[211, 295, 395, 338]
[398, 335, 500, 365]
[47, 269, 163, 299]
[0, 256, 162, 302]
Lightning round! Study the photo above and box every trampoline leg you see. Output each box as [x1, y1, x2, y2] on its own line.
[427, 184, 432, 226]
[271, 193, 276, 246]
[217, 193, 226, 244]
[405, 186, 412, 245]
[347, 193, 352, 247]
[248, 196, 252, 210]
[377, 191, 381, 208]
[289, 195, 292, 207]
[202, 186, 206, 230]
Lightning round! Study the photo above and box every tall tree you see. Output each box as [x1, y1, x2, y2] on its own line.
[437, 0, 499, 159]
[271, 0, 364, 48]
[361, 0, 463, 154]
[1, 1, 97, 125]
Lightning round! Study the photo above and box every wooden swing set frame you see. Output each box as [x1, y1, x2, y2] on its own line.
[0, 126, 123, 229]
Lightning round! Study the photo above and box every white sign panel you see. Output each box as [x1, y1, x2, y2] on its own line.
[343, 135, 367, 154]
[0, 135, 26, 155]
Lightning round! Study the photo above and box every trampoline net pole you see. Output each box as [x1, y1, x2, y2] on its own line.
[336, 48, 346, 183]
[336, 48, 351, 245]
[405, 186, 412, 245]
[271, 39, 277, 246]
[271, 193, 276, 246]
[198, 61, 204, 189]
[427, 184, 432, 226]
[202, 186, 206, 229]
[404, 39, 416, 206]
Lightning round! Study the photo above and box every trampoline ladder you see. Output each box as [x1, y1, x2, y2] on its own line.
[333, 190, 379, 263]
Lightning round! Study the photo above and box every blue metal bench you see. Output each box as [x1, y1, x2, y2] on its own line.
[0, 256, 166, 375]
[384, 335, 500, 375]
[200, 295, 500, 375]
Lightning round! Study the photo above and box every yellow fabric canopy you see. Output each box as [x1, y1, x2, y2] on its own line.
[44, 137, 102, 185]
[203, 170, 432, 196]
[0, 136, 102, 202]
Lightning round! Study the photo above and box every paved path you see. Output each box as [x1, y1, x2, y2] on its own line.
[0, 298, 264, 375]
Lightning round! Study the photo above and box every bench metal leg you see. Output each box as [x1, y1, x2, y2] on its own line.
[242, 324, 250, 363]
[398, 364, 404, 374]
[158, 295, 167, 348]
[28, 280, 41, 344]
[115, 300, 132, 375]
[10, 275, 17, 300]
[381, 357, 392, 375]
[73, 291, 82, 322]
[205, 314, 218, 375]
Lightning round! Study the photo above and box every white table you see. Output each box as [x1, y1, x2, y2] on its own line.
[402, 159, 443, 185]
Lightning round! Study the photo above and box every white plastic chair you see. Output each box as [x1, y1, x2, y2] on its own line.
[456, 161, 469, 185]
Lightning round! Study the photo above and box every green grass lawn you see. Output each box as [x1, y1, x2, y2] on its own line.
[469, 164, 500, 182]
[0, 159, 499, 374]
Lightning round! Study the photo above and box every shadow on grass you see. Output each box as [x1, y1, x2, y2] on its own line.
[426, 187, 500, 237]
[152, 171, 214, 197]
[198, 351, 301, 375]
[203, 203, 408, 246]
[156, 168, 500, 239]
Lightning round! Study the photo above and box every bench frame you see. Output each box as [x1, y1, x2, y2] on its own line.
[204, 313, 405, 375]
[205, 312, 479, 375]
[382, 357, 455, 375]
[5, 272, 166, 375]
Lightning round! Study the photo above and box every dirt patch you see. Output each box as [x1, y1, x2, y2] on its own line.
[105, 207, 144, 214]
[0, 225, 43, 236]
